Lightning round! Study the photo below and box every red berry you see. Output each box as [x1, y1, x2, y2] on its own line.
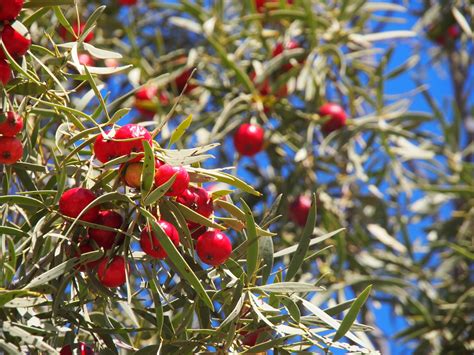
[319, 102, 347, 134]
[89, 210, 123, 249]
[289, 195, 311, 226]
[0, 136, 23, 165]
[119, 0, 138, 5]
[175, 68, 197, 93]
[272, 40, 302, 71]
[196, 230, 232, 266]
[60, 342, 94, 355]
[0, 0, 24, 21]
[59, 23, 94, 43]
[177, 186, 213, 218]
[154, 164, 190, 197]
[114, 124, 152, 157]
[0, 112, 23, 137]
[249, 71, 271, 96]
[74, 240, 101, 271]
[140, 220, 180, 259]
[0, 24, 31, 59]
[241, 329, 266, 346]
[447, 25, 460, 40]
[254, 0, 293, 13]
[135, 85, 157, 101]
[93, 129, 119, 164]
[249, 71, 287, 100]
[0, 59, 12, 85]
[233, 123, 264, 157]
[59, 187, 100, 223]
[134, 86, 157, 116]
[97, 256, 127, 288]
[78, 53, 95, 66]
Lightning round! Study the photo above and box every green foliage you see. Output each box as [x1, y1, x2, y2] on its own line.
[1, 0, 473, 354]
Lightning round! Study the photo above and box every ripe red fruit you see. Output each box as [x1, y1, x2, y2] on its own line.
[319, 102, 347, 134]
[0, 0, 24, 21]
[154, 164, 190, 196]
[93, 129, 119, 164]
[233, 123, 265, 157]
[97, 256, 127, 288]
[59, 23, 94, 43]
[241, 328, 266, 346]
[0, 60, 12, 85]
[59, 187, 100, 223]
[135, 85, 158, 102]
[140, 220, 180, 259]
[272, 40, 302, 71]
[0, 136, 23, 164]
[175, 68, 197, 93]
[249, 71, 287, 99]
[196, 230, 232, 266]
[59, 342, 94, 355]
[89, 210, 123, 249]
[0, 25, 31, 59]
[78, 53, 95, 66]
[289, 195, 311, 226]
[74, 240, 101, 271]
[134, 86, 170, 116]
[114, 124, 153, 157]
[177, 186, 214, 218]
[0, 112, 23, 137]
[447, 25, 461, 40]
[119, 0, 138, 5]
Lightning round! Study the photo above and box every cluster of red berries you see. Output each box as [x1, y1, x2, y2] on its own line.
[0, 0, 31, 86]
[0, 111, 24, 165]
[57, 124, 232, 288]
